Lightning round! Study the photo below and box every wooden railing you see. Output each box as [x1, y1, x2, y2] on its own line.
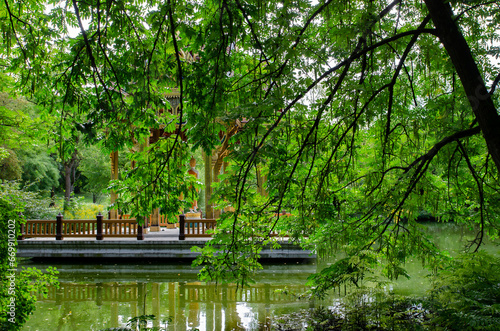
[23, 220, 57, 237]
[102, 219, 139, 237]
[179, 215, 217, 240]
[177, 214, 291, 240]
[21, 213, 290, 241]
[20, 213, 144, 240]
[61, 219, 97, 237]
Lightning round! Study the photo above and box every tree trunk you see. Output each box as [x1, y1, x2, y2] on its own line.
[64, 163, 72, 202]
[424, 0, 500, 175]
[49, 187, 56, 207]
[63, 148, 79, 203]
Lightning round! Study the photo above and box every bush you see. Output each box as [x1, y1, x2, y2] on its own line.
[63, 198, 107, 220]
[0, 181, 61, 219]
[0, 193, 58, 330]
[424, 251, 500, 330]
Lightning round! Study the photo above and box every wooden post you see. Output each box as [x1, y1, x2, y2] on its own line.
[56, 212, 63, 240]
[96, 212, 103, 240]
[137, 217, 144, 240]
[179, 214, 185, 240]
[137, 225, 144, 240]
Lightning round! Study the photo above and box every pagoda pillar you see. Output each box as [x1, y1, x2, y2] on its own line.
[187, 156, 200, 212]
[203, 150, 213, 218]
[256, 165, 268, 197]
[149, 130, 161, 232]
[109, 151, 119, 219]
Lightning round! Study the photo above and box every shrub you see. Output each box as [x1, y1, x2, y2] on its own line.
[0, 193, 58, 330]
[424, 251, 500, 330]
[0, 181, 61, 219]
[64, 199, 107, 220]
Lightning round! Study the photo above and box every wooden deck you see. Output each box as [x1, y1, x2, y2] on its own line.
[17, 214, 315, 260]
[17, 228, 315, 260]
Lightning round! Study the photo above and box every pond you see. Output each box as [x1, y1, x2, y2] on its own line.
[21, 261, 315, 331]
[20, 223, 497, 331]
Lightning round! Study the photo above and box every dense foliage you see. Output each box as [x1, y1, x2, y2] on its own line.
[0, 181, 61, 220]
[184, 0, 500, 292]
[1, 0, 500, 326]
[0, 187, 58, 330]
[425, 252, 500, 330]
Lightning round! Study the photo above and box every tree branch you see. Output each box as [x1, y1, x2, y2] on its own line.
[72, 0, 116, 112]
[424, 0, 500, 175]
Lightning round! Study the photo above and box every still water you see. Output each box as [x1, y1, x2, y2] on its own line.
[20, 223, 497, 331]
[21, 262, 314, 331]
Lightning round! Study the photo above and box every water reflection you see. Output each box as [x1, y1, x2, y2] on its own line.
[22, 263, 314, 331]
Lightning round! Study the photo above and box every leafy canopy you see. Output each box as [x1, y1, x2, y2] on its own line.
[1, 0, 500, 293]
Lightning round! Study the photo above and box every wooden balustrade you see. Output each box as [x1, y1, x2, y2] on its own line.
[21, 213, 290, 241]
[102, 219, 139, 237]
[159, 214, 169, 227]
[177, 214, 290, 240]
[185, 218, 217, 237]
[20, 213, 144, 240]
[61, 220, 98, 237]
[23, 220, 57, 237]
[179, 215, 217, 240]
